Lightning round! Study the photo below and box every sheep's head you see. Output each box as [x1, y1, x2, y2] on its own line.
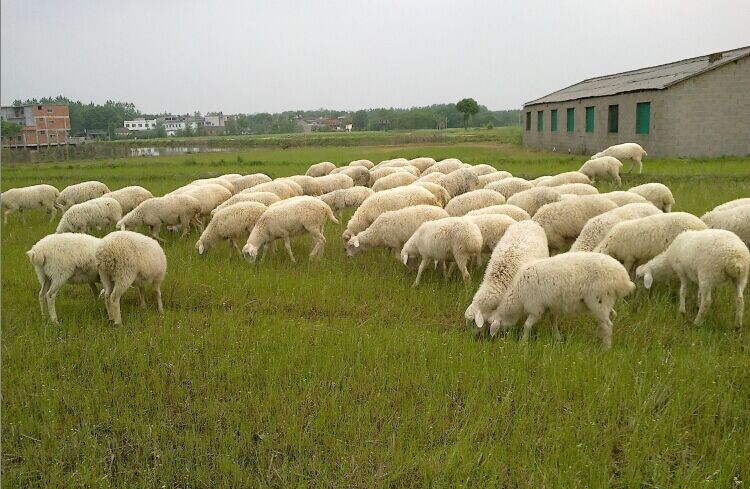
[196, 240, 206, 255]
[592, 151, 604, 159]
[345, 236, 361, 257]
[635, 264, 653, 289]
[116, 219, 128, 231]
[242, 243, 259, 263]
[341, 229, 353, 245]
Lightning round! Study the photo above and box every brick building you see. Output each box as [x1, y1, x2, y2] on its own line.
[1, 104, 71, 148]
[522, 46, 750, 158]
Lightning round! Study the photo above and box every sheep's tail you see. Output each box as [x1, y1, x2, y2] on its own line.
[26, 248, 44, 267]
[325, 204, 339, 224]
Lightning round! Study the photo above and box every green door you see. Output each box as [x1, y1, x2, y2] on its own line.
[566, 108, 574, 132]
[550, 109, 558, 132]
[537, 111, 544, 131]
[636, 102, 651, 134]
[585, 106, 595, 133]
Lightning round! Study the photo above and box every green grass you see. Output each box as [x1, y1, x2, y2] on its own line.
[3, 142, 750, 487]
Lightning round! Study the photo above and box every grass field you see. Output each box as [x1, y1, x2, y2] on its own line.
[2, 141, 750, 487]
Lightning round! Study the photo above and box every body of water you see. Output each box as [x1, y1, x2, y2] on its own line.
[129, 147, 232, 157]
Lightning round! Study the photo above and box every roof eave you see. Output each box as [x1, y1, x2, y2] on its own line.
[523, 87, 664, 108]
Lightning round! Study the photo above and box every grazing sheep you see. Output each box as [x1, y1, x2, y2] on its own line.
[105, 186, 153, 214]
[184, 184, 232, 222]
[410, 182, 450, 207]
[536, 171, 591, 187]
[571, 203, 662, 252]
[212, 191, 281, 215]
[464, 214, 516, 254]
[594, 212, 707, 275]
[314, 174, 355, 194]
[467, 164, 498, 176]
[489, 252, 635, 349]
[231, 174, 273, 192]
[329, 166, 371, 187]
[445, 189, 506, 216]
[318, 186, 374, 220]
[713, 198, 750, 212]
[401, 217, 483, 286]
[372, 172, 419, 192]
[275, 179, 305, 196]
[242, 196, 339, 263]
[506, 186, 562, 216]
[306, 161, 337, 177]
[96, 231, 167, 326]
[421, 158, 465, 175]
[56, 181, 111, 211]
[370, 166, 420, 185]
[26, 233, 102, 323]
[601, 191, 650, 206]
[628, 183, 675, 212]
[415, 172, 444, 184]
[197, 202, 268, 255]
[191, 177, 235, 194]
[552, 183, 599, 196]
[1, 184, 60, 223]
[348, 159, 375, 170]
[435, 168, 480, 198]
[593, 142, 647, 174]
[466, 220, 549, 328]
[218, 173, 244, 183]
[532, 195, 618, 253]
[408, 157, 437, 172]
[477, 171, 512, 187]
[466, 204, 531, 221]
[374, 158, 410, 169]
[346, 205, 449, 257]
[579, 156, 624, 185]
[636, 229, 749, 326]
[117, 195, 201, 241]
[701, 204, 750, 247]
[247, 181, 299, 200]
[278, 175, 324, 196]
[485, 177, 534, 199]
[56, 196, 123, 234]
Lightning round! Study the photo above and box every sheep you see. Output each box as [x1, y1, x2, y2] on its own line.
[628, 183, 675, 212]
[96, 230, 167, 326]
[713, 198, 750, 212]
[593, 142, 647, 174]
[342, 186, 440, 243]
[552, 183, 599, 196]
[318, 186, 374, 221]
[231, 174, 273, 192]
[466, 204, 531, 221]
[532, 195, 618, 253]
[191, 177, 235, 194]
[485, 177, 534, 199]
[273, 176, 319, 196]
[435, 168, 480, 198]
[218, 173, 244, 183]
[701, 204, 750, 247]
[506, 187, 562, 216]
[56, 196, 123, 234]
[593, 212, 707, 275]
[197, 202, 268, 255]
[635, 229, 749, 327]
[601, 191, 650, 206]
[26, 233, 102, 323]
[467, 164, 498, 176]
[117, 195, 201, 242]
[579, 156, 624, 185]
[247, 181, 299, 200]
[372, 172, 419, 192]
[184, 184, 232, 221]
[421, 158, 465, 175]
[242, 196, 339, 263]
[415, 172, 444, 184]
[489, 252, 635, 349]
[370, 166, 420, 185]
[306, 161, 337, 177]
[536, 171, 591, 187]
[410, 182, 451, 207]
[401, 217, 483, 286]
[275, 178, 305, 196]
[314, 173, 355, 194]
[105, 186, 153, 214]
[466, 220, 549, 328]
[477, 171, 512, 187]
[212, 191, 281, 215]
[374, 158, 410, 169]
[348, 159, 375, 170]
[56, 181, 111, 211]
[464, 214, 516, 254]
[1, 184, 60, 223]
[445, 189, 505, 216]
[408, 157, 437, 172]
[571, 203, 663, 252]
[346, 205, 449, 257]
[329, 166, 371, 187]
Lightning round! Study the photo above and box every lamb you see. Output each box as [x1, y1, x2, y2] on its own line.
[191, 177, 235, 194]
[408, 157, 437, 172]
[532, 195, 618, 253]
[570, 203, 662, 252]
[231, 174, 273, 192]
[488, 252, 635, 349]
[400, 217, 483, 286]
[372, 172, 419, 192]
[579, 156, 624, 185]
[370, 166, 420, 185]
[552, 183, 599, 196]
[348, 159, 375, 170]
[26, 233, 102, 323]
[346, 205, 449, 257]
[435, 168, 480, 198]
[713, 198, 750, 212]
[96, 230, 167, 326]
[197, 202, 268, 255]
[464, 214, 516, 254]
[601, 191, 649, 206]
[535, 171, 591, 187]
[104, 186, 153, 214]
[415, 172, 444, 184]
[593, 212, 707, 275]
[56, 196, 123, 234]
[56, 181, 111, 211]
[276, 175, 323, 196]
[506, 186, 562, 216]
[466, 204, 531, 221]
[318, 186, 374, 220]
[247, 181, 299, 200]
[635, 229, 749, 326]
[242, 196, 339, 263]
[485, 177, 534, 199]
[117, 194, 201, 241]
[410, 182, 451, 207]
[329, 166, 371, 187]
[467, 164, 498, 176]
[445, 189, 505, 216]
[306, 161, 337, 177]
[628, 183, 675, 212]
[218, 173, 244, 183]
[593, 142, 647, 174]
[1, 184, 60, 223]
[275, 178, 305, 196]
[184, 184, 232, 221]
[314, 174, 355, 194]
[212, 191, 281, 215]
[477, 171, 512, 187]
[701, 204, 750, 246]
[466, 220, 549, 328]
[421, 158, 465, 175]
[374, 158, 410, 169]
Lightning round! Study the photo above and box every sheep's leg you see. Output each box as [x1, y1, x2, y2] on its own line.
[108, 282, 130, 326]
[45, 277, 68, 324]
[455, 254, 471, 284]
[137, 286, 147, 308]
[283, 237, 296, 263]
[623, 258, 635, 279]
[47, 205, 58, 223]
[635, 157, 643, 174]
[521, 314, 540, 344]
[38, 279, 51, 316]
[694, 280, 712, 325]
[445, 262, 455, 280]
[734, 274, 747, 327]
[597, 315, 614, 350]
[414, 257, 429, 287]
[307, 227, 326, 259]
[614, 172, 622, 187]
[551, 315, 562, 342]
[179, 217, 192, 238]
[155, 281, 164, 314]
[100, 273, 114, 320]
[678, 276, 689, 315]
[88, 282, 99, 298]
[150, 224, 166, 243]
[3, 209, 11, 224]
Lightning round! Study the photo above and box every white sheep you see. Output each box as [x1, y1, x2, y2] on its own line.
[212, 191, 281, 215]
[56, 196, 123, 234]
[464, 214, 516, 255]
[401, 217, 483, 286]
[579, 156, 624, 186]
[532, 195, 618, 253]
[218, 173, 244, 183]
[636, 229, 749, 326]
[489, 252, 635, 349]
[105, 186, 153, 214]
[184, 184, 232, 222]
[276, 179, 305, 196]
[305, 161, 337, 177]
[117, 195, 201, 241]
[191, 177, 236, 194]
[197, 202, 268, 255]
[421, 158, 464, 175]
[536, 171, 591, 187]
[408, 157, 437, 172]
[348, 159, 375, 170]
[231, 174, 273, 192]
[593, 143, 647, 174]
[477, 171, 512, 187]
[445, 189, 505, 216]
[506, 186, 562, 216]
[247, 181, 299, 200]
[415, 172, 444, 184]
[318, 186, 374, 220]
[485, 177, 534, 199]
[96, 230, 167, 326]
[314, 174, 354, 194]
[56, 181, 111, 211]
[713, 198, 750, 212]
[242, 196, 339, 263]
[370, 166, 420, 186]
[466, 204, 531, 221]
[410, 182, 451, 207]
[435, 168, 480, 198]
[601, 191, 650, 206]
[467, 164, 498, 176]
[330, 166, 371, 187]
[374, 158, 410, 169]
[701, 204, 750, 247]
[372, 172, 419, 192]
[627, 183, 675, 212]
[594, 212, 707, 275]
[1, 184, 60, 223]
[26, 233, 102, 323]
[571, 203, 662, 252]
[278, 175, 324, 196]
[552, 183, 599, 196]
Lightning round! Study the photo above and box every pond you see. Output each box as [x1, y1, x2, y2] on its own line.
[129, 147, 233, 157]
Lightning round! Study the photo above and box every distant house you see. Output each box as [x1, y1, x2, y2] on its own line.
[113, 127, 130, 138]
[202, 112, 227, 135]
[123, 118, 157, 132]
[161, 116, 198, 136]
[1, 104, 71, 148]
[84, 128, 108, 140]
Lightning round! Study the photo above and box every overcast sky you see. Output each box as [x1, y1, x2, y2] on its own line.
[2, 0, 748, 114]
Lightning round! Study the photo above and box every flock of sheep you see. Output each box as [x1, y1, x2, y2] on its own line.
[3, 141, 749, 348]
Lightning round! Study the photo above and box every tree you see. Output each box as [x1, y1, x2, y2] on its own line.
[456, 98, 479, 129]
[352, 110, 368, 131]
[1, 120, 23, 137]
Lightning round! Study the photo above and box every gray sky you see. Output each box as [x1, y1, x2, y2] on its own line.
[2, 0, 748, 114]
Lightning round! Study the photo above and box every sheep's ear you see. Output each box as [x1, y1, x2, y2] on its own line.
[474, 312, 484, 328]
[198, 243, 204, 255]
[402, 254, 408, 265]
[353, 237, 359, 248]
[644, 272, 653, 289]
